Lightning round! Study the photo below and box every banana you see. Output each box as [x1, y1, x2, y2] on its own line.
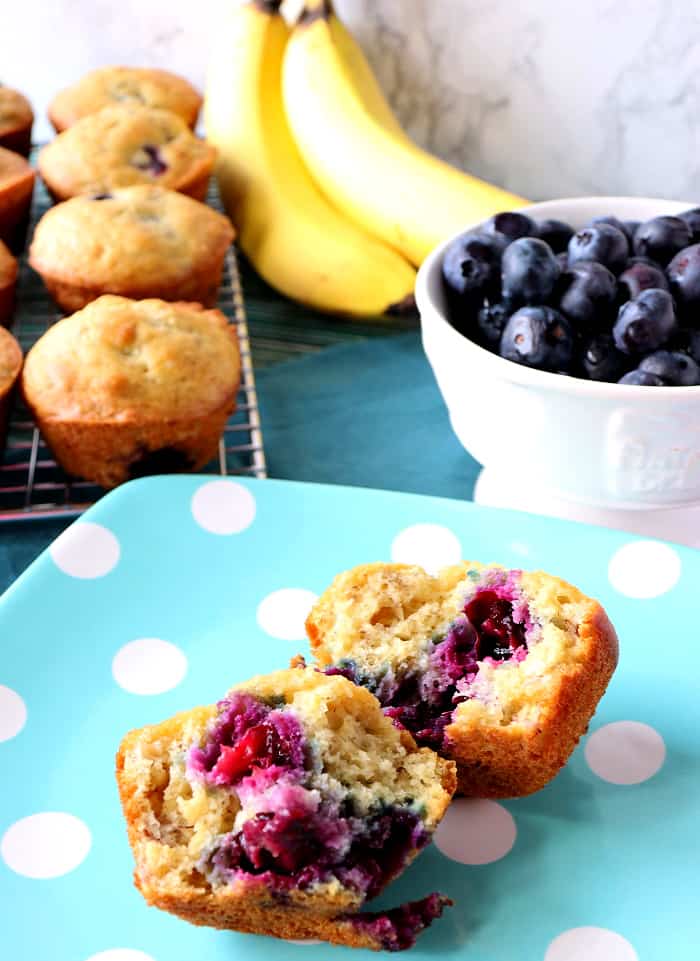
[283, 0, 528, 266]
[204, 0, 416, 317]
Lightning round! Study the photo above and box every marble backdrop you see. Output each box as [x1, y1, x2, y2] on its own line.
[2, 0, 699, 202]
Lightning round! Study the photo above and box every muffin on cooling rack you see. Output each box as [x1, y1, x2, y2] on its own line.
[29, 185, 234, 312]
[306, 561, 619, 799]
[0, 325, 22, 458]
[21, 295, 240, 488]
[117, 666, 455, 951]
[0, 85, 34, 157]
[49, 66, 202, 132]
[0, 146, 35, 254]
[38, 105, 216, 202]
[0, 240, 18, 328]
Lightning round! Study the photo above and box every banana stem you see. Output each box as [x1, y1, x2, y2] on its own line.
[250, 0, 283, 13]
[299, 0, 333, 26]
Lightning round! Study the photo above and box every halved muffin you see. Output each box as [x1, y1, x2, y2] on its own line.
[306, 562, 619, 798]
[117, 667, 455, 951]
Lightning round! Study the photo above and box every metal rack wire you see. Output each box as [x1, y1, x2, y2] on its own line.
[0, 180, 267, 522]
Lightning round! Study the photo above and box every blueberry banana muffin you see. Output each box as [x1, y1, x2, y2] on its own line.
[305, 562, 619, 798]
[29, 185, 234, 312]
[38, 105, 216, 202]
[0, 325, 22, 458]
[0, 85, 34, 156]
[116, 667, 455, 951]
[21, 295, 240, 488]
[49, 66, 202, 132]
[0, 239, 18, 327]
[0, 146, 35, 254]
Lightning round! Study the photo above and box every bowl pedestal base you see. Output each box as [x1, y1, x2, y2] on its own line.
[474, 467, 700, 549]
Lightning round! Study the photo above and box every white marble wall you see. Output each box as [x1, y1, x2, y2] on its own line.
[2, 0, 699, 202]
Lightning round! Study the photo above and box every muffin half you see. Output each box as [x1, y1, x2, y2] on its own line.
[38, 105, 216, 202]
[117, 667, 455, 951]
[29, 185, 234, 312]
[49, 66, 202, 132]
[21, 295, 240, 487]
[306, 562, 619, 798]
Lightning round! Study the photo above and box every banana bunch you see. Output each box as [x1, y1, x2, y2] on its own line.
[205, 0, 526, 317]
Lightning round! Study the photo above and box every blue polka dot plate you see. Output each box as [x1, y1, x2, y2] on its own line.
[1, 476, 698, 961]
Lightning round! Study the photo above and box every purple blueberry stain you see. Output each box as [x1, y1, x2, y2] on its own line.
[131, 143, 168, 176]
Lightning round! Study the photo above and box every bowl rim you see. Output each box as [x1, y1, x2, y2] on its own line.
[416, 195, 700, 399]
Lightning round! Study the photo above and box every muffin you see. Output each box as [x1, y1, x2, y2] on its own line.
[305, 562, 619, 799]
[116, 666, 455, 951]
[0, 85, 34, 156]
[38, 105, 216, 202]
[0, 240, 18, 327]
[29, 185, 234, 312]
[0, 326, 22, 457]
[49, 67, 202, 132]
[0, 146, 35, 254]
[21, 295, 240, 488]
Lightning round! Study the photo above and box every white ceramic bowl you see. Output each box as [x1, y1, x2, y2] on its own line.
[416, 197, 700, 511]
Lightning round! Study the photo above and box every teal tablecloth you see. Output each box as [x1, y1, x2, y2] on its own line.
[0, 331, 479, 592]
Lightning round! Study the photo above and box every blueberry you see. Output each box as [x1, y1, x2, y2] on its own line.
[612, 288, 677, 354]
[132, 143, 168, 176]
[618, 370, 666, 386]
[633, 216, 691, 266]
[638, 350, 700, 386]
[499, 306, 574, 371]
[442, 231, 504, 309]
[536, 219, 574, 253]
[678, 207, 700, 243]
[568, 223, 629, 274]
[558, 260, 617, 331]
[666, 243, 700, 313]
[556, 252, 568, 270]
[618, 259, 669, 300]
[501, 237, 561, 308]
[90, 192, 112, 200]
[622, 220, 641, 244]
[484, 211, 535, 243]
[685, 329, 700, 364]
[476, 302, 510, 349]
[590, 215, 628, 236]
[579, 332, 630, 382]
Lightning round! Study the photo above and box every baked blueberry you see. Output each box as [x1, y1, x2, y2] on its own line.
[499, 305, 574, 372]
[501, 237, 561, 308]
[667, 243, 700, 313]
[131, 143, 168, 175]
[568, 223, 629, 274]
[612, 288, 677, 354]
[579, 332, 630, 382]
[536, 218, 573, 253]
[618, 370, 666, 386]
[633, 216, 692, 266]
[618, 258, 669, 300]
[558, 260, 617, 331]
[638, 350, 700, 386]
[678, 207, 700, 243]
[484, 210, 535, 243]
[441, 231, 504, 310]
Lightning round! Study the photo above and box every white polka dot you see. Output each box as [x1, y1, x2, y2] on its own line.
[112, 638, 188, 695]
[434, 799, 516, 865]
[50, 522, 120, 579]
[545, 926, 638, 961]
[257, 589, 319, 642]
[0, 685, 27, 742]
[391, 524, 462, 575]
[608, 540, 681, 598]
[191, 480, 256, 535]
[585, 721, 665, 785]
[1, 812, 91, 878]
[85, 952, 156, 961]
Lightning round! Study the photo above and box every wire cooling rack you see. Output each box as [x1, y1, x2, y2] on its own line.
[0, 179, 266, 522]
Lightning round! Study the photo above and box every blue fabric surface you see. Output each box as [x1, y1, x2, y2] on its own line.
[0, 333, 479, 591]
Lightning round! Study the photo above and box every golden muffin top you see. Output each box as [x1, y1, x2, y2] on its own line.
[0, 325, 22, 393]
[21, 295, 241, 422]
[49, 67, 202, 132]
[38, 105, 216, 200]
[0, 145, 35, 189]
[28, 185, 234, 292]
[0, 86, 33, 134]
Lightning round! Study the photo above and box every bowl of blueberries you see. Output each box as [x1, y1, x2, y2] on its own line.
[416, 197, 700, 512]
